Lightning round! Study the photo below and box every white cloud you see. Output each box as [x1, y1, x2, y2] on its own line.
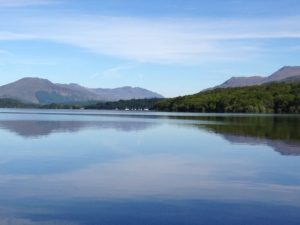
[0, 15, 300, 63]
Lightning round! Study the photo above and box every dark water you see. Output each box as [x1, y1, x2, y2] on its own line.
[0, 109, 299, 225]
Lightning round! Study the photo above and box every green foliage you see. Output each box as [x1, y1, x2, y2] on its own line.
[0, 98, 163, 110]
[0, 98, 36, 108]
[154, 82, 300, 113]
[192, 116, 300, 141]
[39, 103, 82, 109]
[85, 98, 163, 110]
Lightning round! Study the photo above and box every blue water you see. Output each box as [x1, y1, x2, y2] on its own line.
[0, 109, 299, 225]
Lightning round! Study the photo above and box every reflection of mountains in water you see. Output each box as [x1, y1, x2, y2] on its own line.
[1, 114, 299, 156]
[0, 120, 157, 138]
[218, 133, 300, 156]
[196, 116, 300, 156]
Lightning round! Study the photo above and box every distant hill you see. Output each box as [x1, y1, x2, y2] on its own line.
[281, 75, 300, 83]
[264, 66, 300, 83]
[215, 66, 300, 89]
[217, 76, 264, 88]
[91, 86, 162, 102]
[0, 77, 163, 104]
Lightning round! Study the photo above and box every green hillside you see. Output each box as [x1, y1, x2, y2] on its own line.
[154, 82, 300, 113]
[0, 98, 36, 108]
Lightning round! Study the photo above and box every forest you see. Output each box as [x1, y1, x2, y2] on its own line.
[0, 98, 163, 110]
[85, 98, 163, 110]
[153, 82, 300, 113]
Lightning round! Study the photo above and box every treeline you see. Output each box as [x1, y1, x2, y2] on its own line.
[0, 98, 163, 110]
[39, 101, 98, 109]
[0, 98, 89, 109]
[153, 82, 300, 113]
[85, 98, 163, 110]
[0, 98, 36, 108]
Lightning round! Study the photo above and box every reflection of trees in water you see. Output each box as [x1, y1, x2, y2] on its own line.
[219, 134, 300, 156]
[0, 120, 157, 138]
[0, 114, 299, 155]
[188, 116, 300, 156]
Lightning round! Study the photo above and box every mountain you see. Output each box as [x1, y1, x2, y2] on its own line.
[215, 66, 300, 89]
[216, 76, 264, 88]
[0, 77, 163, 104]
[281, 75, 300, 83]
[0, 78, 101, 104]
[91, 86, 163, 102]
[263, 66, 300, 83]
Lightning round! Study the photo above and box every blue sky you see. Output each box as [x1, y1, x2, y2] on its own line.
[0, 0, 300, 97]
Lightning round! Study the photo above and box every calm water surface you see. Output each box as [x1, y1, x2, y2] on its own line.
[0, 109, 299, 225]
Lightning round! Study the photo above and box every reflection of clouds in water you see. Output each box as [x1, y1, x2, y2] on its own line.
[0, 113, 299, 207]
[0, 218, 78, 225]
[0, 205, 78, 225]
[0, 155, 299, 206]
[0, 120, 159, 176]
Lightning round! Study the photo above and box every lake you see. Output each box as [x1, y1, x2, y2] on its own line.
[0, 109, 299, 225]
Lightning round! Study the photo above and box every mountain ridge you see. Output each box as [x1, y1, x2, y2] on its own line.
[215, 66, 300, 89]
[0, 77, 163, 104]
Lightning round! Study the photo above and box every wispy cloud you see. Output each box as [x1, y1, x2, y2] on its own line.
[0, 0, 56, 7]
[91, 64, 136, 79]
[0, 15, 300, 63]
[0, 49, 13, 56]
[0, 32, 37, 40]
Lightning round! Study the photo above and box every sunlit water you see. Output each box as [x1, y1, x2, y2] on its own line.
[0, 109, 299, 225]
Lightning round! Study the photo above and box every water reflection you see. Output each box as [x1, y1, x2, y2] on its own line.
[193, 116, 300, 155]
[1, 199, 300, 225]
[0, 120, 157, 138]
[0, 112, 299, 155]
[0, 110, 299, 225]
[211, 133, 300, 155]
